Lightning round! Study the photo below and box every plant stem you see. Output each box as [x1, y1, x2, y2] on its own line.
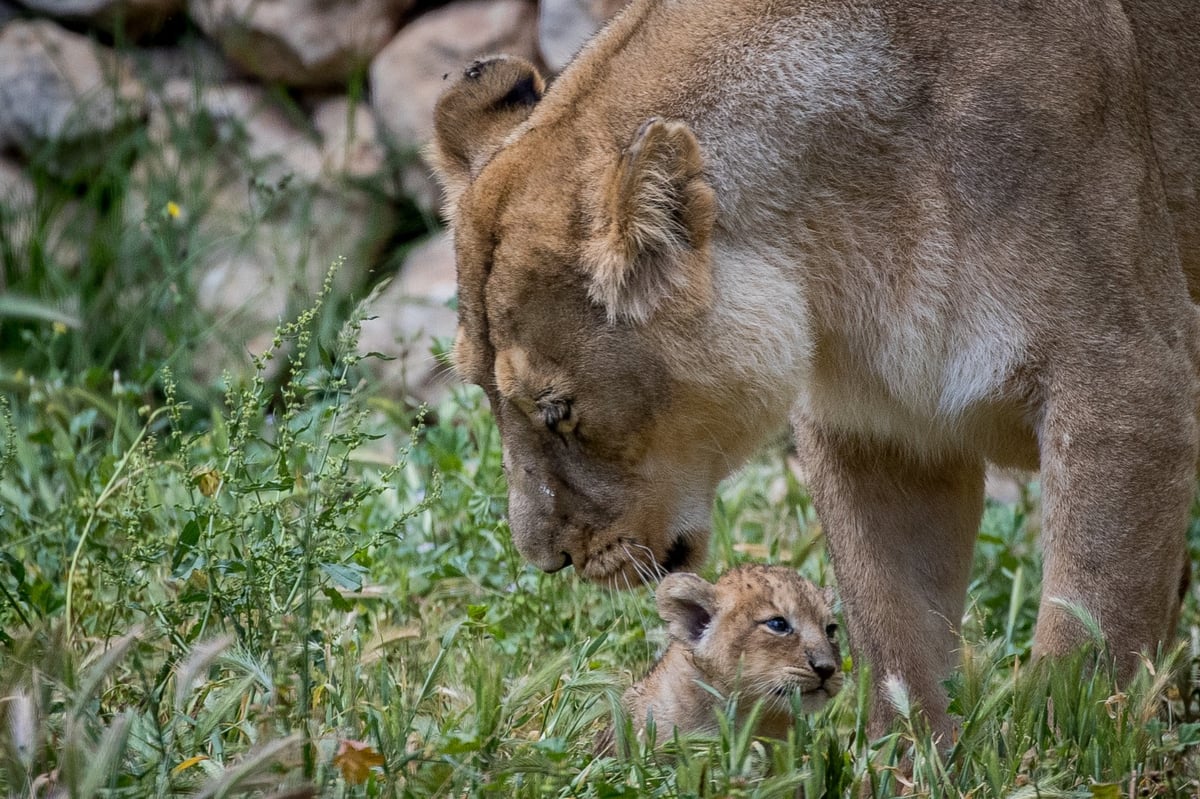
[64, 407, 168, 639]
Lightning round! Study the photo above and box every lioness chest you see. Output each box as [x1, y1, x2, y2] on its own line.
[792, 283, 1041, 469]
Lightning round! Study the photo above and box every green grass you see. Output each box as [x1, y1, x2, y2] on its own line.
[4, 320, 1200, 798]
[3, 41, 1200, 799]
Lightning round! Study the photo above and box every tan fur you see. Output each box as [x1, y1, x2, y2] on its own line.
[623, 566, 843, 741]
[431, 0, 1200, 742]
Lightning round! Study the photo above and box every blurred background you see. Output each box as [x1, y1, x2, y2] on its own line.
[0, 0, 623, 411]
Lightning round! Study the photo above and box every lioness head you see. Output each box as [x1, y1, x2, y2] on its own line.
[430, 56, 786, 585]
[657, 565, 843, 713]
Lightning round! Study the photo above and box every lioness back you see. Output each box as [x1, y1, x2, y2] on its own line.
[623, 565, 843, 741]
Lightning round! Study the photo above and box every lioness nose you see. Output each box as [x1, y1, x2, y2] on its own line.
[811, 659, 837, 682]
[526, 550, 572, 573]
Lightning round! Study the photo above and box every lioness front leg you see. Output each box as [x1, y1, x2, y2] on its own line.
[1034, 357, 1196, 675]
[795, 419, 984, 742]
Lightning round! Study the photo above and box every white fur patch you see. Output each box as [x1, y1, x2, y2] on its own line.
[662, 11, 1032, 454]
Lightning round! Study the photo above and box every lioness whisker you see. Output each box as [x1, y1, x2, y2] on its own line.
[619, 569, 654, 636]
[628, 541, 667, 582]
[621, 542, 655, 589]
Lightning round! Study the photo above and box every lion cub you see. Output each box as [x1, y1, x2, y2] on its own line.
[624, 564, 843, 741]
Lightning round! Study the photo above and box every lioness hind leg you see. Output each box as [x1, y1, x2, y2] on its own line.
[795, 420, 984, 742]
[1034, 358, 1197, 677]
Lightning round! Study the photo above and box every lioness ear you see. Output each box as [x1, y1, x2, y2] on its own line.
[430, 56, 545, 215]
[656, 573, 718, 648]
[585, 117, 716, 324]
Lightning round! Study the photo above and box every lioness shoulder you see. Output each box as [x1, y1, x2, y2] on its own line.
[622, 564, 843, 742]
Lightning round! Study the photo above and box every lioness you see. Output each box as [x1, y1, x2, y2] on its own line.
[623, 565, 843, 741]
[430, 0, 1200, 741]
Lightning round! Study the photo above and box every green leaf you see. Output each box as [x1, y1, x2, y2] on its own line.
[531, 736, 569, 761]
[322, 586, 354, 612]
[0, 294, 81, 327]
[1090, 784, 1120, 799]
[1176, 722, 1200, 747]
[320, 561, 366, 591]
[171, 519, 202, 575]
[0, 552, 25, 585]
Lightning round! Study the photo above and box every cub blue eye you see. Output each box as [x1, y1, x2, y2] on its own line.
[764, 617, 791, 634]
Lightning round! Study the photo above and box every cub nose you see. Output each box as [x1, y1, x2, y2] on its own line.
[811, 658, 837, 682]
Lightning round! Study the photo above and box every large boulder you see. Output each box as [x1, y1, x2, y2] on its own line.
[0, 20, 144, 155]
[189, 0, 413, 88]
[16, 0, 185, 38]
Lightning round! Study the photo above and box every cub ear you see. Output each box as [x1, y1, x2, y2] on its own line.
[430, 56, 545, 214]
[656, 573, 718, 648]
[821, 586, 838, 611]
[585, 117, 716, 324]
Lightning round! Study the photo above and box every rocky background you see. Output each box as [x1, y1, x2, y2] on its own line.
[0, 0, 624, 403]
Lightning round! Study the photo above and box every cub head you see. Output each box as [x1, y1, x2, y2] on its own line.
[656, 565, 844, 713]
[431, 57, 764, 585]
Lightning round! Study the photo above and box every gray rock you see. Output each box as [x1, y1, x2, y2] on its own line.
[189, 182, 398, 384]
[369, 0, 538, 216]
[313, 96, 386, 180]
[0, 156, 90, 281]
[189, 0, 412, 88]
[537, 0, 626, 72]
[0, 20, 144, 154]
[358, 231, 458, 403]
[136, 77, 399, 386]
[152, 81, 322, 183]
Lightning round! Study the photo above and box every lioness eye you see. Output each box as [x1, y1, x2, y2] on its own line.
[825, 623, 838, 639]
[763, 617, 791, 634]
[540, 396, 576, 434]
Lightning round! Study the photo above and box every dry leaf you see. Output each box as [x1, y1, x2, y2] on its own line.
[334, 739, 384, 784]
[194, 468, 221, 497]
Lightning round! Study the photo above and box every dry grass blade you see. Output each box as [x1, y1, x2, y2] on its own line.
[882, 674, 912, 721]
[193, 736, 302, 799]
[71, 627, 142, 719]
[175, 635, 236, 710]
[1045, 597, 1106, 647]
[3, 689, 38, 775]
[74, 711, 132, 798]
